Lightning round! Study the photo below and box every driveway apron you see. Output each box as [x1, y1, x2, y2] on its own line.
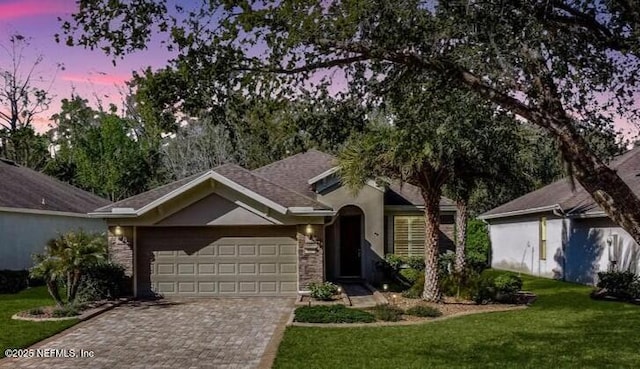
[1, 298, 293, 369]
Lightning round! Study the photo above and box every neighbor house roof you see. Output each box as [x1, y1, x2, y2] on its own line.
[480, 147, 640, 220]
[0, 158, 110, 214]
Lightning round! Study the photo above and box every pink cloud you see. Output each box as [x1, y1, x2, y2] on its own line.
[61, 73, 129, 86]
[0, 0, 75, 20]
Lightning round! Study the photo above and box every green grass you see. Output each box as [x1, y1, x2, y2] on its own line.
[274, 275, 640, 369]
[0, 287, 77, 355]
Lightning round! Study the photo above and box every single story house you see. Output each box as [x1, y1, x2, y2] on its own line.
[0, 158, 110, 270]
[479, 147, 640, 285]
[92, 150, 456, 297]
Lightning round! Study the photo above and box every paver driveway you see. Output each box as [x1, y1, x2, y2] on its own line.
[1, 298, 293, 369]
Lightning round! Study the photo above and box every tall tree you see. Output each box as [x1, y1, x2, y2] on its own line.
[47, 96, 152, 201]
[340, 82, 515, 301]
[61, 0, 640, 245]
[0, 34, 58, 169]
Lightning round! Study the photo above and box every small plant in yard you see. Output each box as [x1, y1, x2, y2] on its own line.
[399, 268, 421, 284]
[27, 307, 44, 316]
[402, 274, 425, 299]
[369, 304, 404, 322]
[406, 305, 442, 318]
[596, 270, 639, 300]
[294, 305, 375, 323]
[493, 273, 523, 302]
[30, 230, 107, 307]
[308, 281, 339, 301]
[52, 306, 79, 318]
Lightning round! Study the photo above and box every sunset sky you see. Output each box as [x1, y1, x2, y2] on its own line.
[0, 0, 173, 132]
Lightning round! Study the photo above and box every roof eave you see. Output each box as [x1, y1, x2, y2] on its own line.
[287, 207, 336, 216]
[478, 204, 562, 220]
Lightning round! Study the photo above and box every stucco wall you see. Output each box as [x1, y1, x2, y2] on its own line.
[567, 218, 638, 284]
[488, 213, 566, 278]
[318, 185, 385, 282]
[0, 211, 107, 270]
[489, 214, 640, 285]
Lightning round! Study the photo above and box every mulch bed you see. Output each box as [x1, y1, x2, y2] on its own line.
[14, 299, 125, 321]
[381, 292, 524, 321]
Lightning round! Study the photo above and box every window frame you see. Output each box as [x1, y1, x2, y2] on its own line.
[539, 216, 547, 261]
[393, 215, 425, 257]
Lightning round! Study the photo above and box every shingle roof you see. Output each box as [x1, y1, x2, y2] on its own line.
[481, 147, 640, 218]
[95, 172, 205, 213]
[0, 158, 110, 214]
[213, 164, 330, 210]
[253, 149, 336, 198]
[385, 182, 456, 208]
[94, 149, 456, 214]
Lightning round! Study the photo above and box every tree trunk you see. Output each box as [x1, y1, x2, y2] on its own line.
[68, 270, 81, 304]
[420, 186, 443, 302]
[454, 199, 468, 274]
[455, 66, 640, 246]
[47, 281, 64, 307]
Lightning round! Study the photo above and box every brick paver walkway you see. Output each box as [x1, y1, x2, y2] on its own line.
[1, 298, 293, 369]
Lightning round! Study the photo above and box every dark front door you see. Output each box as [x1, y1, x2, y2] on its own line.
[340, 215, 362, 277]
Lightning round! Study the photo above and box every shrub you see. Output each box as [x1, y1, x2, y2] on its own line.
[406, 256, 425, 271]
[294, 305, 375, 323]
[597, 270, 639, 300]
[494, 273, 523, 302]
[399, 268, 422, 284]
[471, 274, 497, 304]
[439, 269, 480, 300]
[402, 273, 425, 299]
[0, 270, 29, 294]
[369, 304, 404, 321]
[406, 305, 442, 318]
[27, 308, 44, 316]
[384, 254, 405, 270]
[77, 261, 130, 302]
[52, 306, 79, 318]
[308, 281, 339, 301]
[438, 251, 456, 276]
[466, 219, 490, 272]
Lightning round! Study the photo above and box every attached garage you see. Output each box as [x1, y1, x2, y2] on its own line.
[136, 226, 299, 297]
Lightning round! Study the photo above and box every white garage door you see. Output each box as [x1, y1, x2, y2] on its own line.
[137, 227, 298, 297]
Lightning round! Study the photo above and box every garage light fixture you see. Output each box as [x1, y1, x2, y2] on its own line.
[305, 224, 313, 237]
[114, 225, 127, 243]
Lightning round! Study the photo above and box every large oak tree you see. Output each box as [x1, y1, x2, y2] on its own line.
[61, 1, 640, 243]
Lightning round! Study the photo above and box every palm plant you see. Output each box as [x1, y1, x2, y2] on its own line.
[339, 81, 519, 301]
[30, 230, 107, 306]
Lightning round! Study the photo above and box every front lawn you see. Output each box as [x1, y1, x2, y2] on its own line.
[274, 275, 640, 368]
[0, 287, 78, 355]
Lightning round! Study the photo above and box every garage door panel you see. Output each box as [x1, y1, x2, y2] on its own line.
[139, 228, 298, 297]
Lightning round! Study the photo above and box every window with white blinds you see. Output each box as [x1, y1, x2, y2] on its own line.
[393, 216, 425, 257]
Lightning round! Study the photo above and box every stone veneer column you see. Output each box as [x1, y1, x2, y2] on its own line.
[107, 227, 134, 277]
[297, 224, 324, 291]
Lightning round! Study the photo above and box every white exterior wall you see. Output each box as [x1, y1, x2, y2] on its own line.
[567, 218, 638, 284]
[488, 213, 566, 279]
[0, 211, 107, 270]
[489, 213, 640, 285]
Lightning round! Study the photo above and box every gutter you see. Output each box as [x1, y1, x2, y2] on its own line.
[0, 206, 97, 219]
[478, 204, 562, 220]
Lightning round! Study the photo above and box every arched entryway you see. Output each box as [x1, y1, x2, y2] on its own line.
[325, 205, 365, 280]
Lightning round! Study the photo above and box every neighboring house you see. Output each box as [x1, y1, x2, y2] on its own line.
[480, 147, 640, 285]
[0, 158, 110, 270]
[91, 150, 456, 297]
